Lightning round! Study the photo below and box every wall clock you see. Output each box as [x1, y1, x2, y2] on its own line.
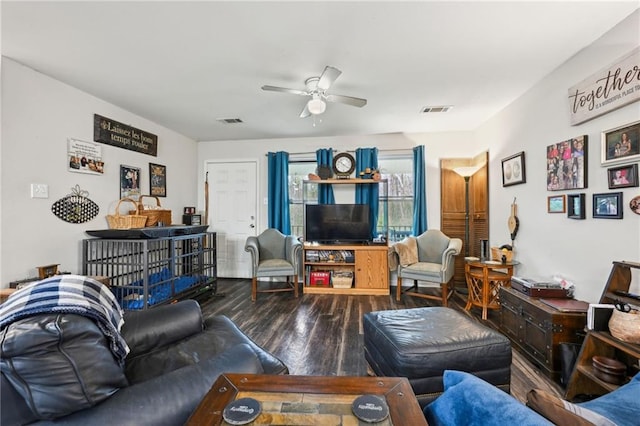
[333, 152, 355, 178]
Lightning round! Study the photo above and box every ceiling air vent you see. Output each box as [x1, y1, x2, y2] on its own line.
[421, 106, 453, 113]
[217, 118, 244, 124]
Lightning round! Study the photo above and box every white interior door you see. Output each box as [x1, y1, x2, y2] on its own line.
[206, 161, 257, 278]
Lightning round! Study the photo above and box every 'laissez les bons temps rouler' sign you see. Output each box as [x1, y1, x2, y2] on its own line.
[93, 114, 158, 156]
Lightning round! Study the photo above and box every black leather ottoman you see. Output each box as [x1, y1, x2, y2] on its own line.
[363, 306, 511, 407]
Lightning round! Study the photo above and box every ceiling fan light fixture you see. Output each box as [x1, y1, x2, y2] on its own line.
[307, 96, 326, 115]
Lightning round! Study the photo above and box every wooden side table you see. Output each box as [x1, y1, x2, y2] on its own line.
[465, 259, 516, 320]
[0, 288, 17, 304]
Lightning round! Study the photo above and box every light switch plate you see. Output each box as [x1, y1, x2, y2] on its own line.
[31, 183, 49, 199]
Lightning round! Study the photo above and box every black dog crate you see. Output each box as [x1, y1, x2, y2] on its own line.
[82, 232, 216, 310]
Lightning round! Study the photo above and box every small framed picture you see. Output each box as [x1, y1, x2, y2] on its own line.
[567, 193, 586, 220]
[601, 120, 640, 166]
[149, 163, 167, 197]
[593, 192, 623, 219]
[120, 165, 141, 199]
[607, 163, 638, 189]
[547, 195, 566, 213]
[501, 151, 526, 187]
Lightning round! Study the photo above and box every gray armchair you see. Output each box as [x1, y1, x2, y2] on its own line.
[244, 228, 302, 302]
[391, 229, 462, 306]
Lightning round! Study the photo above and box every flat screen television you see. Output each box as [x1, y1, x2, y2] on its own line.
[305, 204, 371, 244]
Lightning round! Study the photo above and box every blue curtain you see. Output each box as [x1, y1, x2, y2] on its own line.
[355, 148, 379, 238]
[412, 145, 428, 235]
[267, 151, 291, 234]
[315, 148, 335, 204]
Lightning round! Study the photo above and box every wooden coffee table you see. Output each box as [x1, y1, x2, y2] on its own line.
[186, 373, 427, 425]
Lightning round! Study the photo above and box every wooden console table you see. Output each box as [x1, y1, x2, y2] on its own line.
[465, 259, 516, 320]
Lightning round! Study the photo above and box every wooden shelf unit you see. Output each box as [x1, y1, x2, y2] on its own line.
[564, 261, 640, 401]
[302, 178, 389, 295]
[565, 331, 640, 400]
[303, 244, 389, 295]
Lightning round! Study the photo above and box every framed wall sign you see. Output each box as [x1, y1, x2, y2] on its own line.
[568, 47, 640, 125]
[501, 151, 526, 187]
[547, 195, 566, 213]
[546, 135, 588, 191]
[593, 192, 623, 219]
[120, 165, 140, 199]
[567, 193, 586, 220]
[149, 163, 167, 197]
[601, 120, 640, 166]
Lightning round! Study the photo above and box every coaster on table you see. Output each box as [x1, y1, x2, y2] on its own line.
[352, 394, 389, 423]
[223, 397, 261, 425]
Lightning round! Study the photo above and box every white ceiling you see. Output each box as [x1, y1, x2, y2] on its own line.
[2, 1, 638, 142]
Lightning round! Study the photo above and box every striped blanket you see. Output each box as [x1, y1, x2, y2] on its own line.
[0, 274, 129, 363]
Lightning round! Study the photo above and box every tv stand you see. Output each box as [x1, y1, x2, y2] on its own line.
[303, 244, 389, 295]
[302, 178, 389, 295]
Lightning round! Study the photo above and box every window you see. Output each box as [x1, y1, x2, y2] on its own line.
[289, 161, 316, 237]
[379, 157, 413, 242]
[288, 156, 414, 241]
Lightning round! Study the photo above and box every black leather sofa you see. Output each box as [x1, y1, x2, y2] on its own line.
[1, 299, 288, 425]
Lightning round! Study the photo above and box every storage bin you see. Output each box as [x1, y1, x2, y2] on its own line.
[332, 274, 353, 289]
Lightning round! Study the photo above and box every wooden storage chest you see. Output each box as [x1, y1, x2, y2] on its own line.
[499, 286, 587, 382]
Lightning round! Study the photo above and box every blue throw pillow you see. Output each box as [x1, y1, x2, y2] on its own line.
[423, 370, 552, 426]
[579, 372, 640, 425]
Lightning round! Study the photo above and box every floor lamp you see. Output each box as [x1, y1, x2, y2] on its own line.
[453, 166, 481, 257]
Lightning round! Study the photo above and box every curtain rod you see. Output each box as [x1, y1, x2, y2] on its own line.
[265, 148, 413, 157]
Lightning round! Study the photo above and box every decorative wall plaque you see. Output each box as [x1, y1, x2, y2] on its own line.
[51, 185, 99, 224]
[93, 114, 158, 156]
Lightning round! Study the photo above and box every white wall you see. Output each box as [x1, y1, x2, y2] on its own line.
[478, 10, 640, 303]
[1, 59, 199, 283]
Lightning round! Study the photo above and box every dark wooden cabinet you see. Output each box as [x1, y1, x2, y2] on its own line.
[499, 286, 587, 382]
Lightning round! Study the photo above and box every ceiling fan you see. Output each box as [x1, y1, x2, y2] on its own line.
[262, 66, 367, 118]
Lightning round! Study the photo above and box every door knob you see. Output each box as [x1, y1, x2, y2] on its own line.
[250, 224, 255, 228]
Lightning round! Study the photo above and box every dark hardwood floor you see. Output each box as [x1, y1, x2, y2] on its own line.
[198, 279, 564, 403]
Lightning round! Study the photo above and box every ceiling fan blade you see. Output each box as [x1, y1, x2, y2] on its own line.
[262, 85, 308, 96]
[299, 103, 311, 118]
[325, 94, 367, 108]
[317, 66, 342, 91]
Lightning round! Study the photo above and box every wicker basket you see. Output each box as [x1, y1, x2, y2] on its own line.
[332, 274, 353, 289]
[608, 309, 640, 344]
[106, 198, 147, 229]
[491, 247, 514, 262]
[131, 195, 172, 227]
